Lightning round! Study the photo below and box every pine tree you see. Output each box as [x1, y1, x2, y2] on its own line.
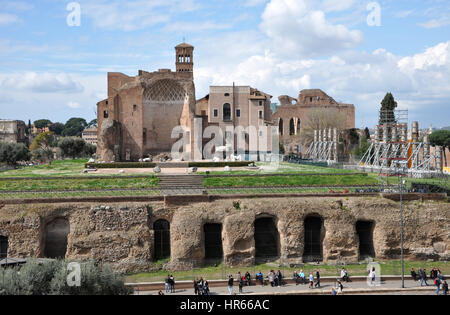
[379, 92, 398, 125]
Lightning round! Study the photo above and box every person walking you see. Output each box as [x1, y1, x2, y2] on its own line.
[419, 268, 428, 286]
[203, 279, 210, 296]
[268, 270, 275, 287]
[442, 281, 448, 296]
[337, 280, 344, 294]
[228, 275, 234, 295]
[369, 267, 376, 284]
[256, 271, 264, 285]
[245, 271, 251, 286]
[309, 272, 314, 289]
[410, 268, 418, 281]
[435, 277, 441, 295]
[165, 274, 170, 293]
[315, 270, 321, 288]
[169, 275, 175, 293]
[238, 274, 244, 294]
[193, 278, 199, 295]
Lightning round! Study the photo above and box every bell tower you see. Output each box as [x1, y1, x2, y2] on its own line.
[175, 43, 194, 73]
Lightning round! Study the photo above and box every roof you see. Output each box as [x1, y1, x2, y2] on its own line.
[175, 42, 194, 48]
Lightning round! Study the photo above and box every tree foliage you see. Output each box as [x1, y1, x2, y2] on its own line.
[58, 137, 88, 159]
[430, 130, 450, 167]
[30, 131, 55, 151]
[62, 118, 88, 137]
[379, 92, 398, 124]
[0, 142, 30, 165]
[49, 122, 65, 136]
[0, 259, 132, 295]
[33, 119, 52, 129]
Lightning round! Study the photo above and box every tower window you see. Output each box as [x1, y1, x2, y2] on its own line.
[259, 101, 263, 106]
[224, 93, 230, 97]
[133, 104, 137, 111]
[103, 110, 109, 118]
[259, 111, 263, 119]
[223, 103, 231, 121]
[310, 97, 313, 102]
[236, 109, 241, 117]
[213, 109, 218, 117]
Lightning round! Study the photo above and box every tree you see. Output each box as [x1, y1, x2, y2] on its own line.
[0, 142, 30, 165]
[58, 137, 87, 159]
[84, 143, 97, 156]
[49, 122, 65, 136]
[30, 131, 55, 151]
[430, 130, 450, 167]
[62, 118, 88, 137]
[87, 119, 98, 128]
[33, 119, 52, 129]
[379, 92, 397, 124]
[364, 127, 371, 140]
[353, 135, 371, 158]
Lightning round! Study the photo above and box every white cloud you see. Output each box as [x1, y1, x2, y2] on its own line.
[0, 13, 20, 25]
[398, 42, 449, 71]
[260, 0, 363, 58]
[0, 72, 84, 93]
[419, 16, 450, 29]
[67, 101, 81, 109]
[244, 0, 268, 7]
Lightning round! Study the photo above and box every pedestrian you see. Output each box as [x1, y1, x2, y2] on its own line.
[193, 278, 199, 295]
[256, 271, 264, 285]
[203, 279, 210, 296]
[331, 287, 336, 296]
[410, 268, 418, 281]
[369, 267, 376, 284]
[165, 274, 170, 293]
[245, 271, 251, 286]
[293, 271, 299, 285]
[435, 277, 441, 295]
[198, 277, 204, 295]
[228, 275, 234, 295]
[419, 268, 428, 286]
[299, 270, 305, 285]
[268, 270, 275, 287]
[315, 270, 321, 288]
[337, 280, 343, 294]
[309, 272, 314, 289]
[443, 281, 448, 296]
[169, 275, 175, 293]
[239, 274, 244, 294]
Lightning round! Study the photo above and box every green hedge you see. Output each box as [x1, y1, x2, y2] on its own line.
[86, 162, 156, 169]
[188, 161, 251, 167]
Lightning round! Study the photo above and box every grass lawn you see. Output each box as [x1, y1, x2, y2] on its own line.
[0, 159, 90, 177]
[0, 176, 159, 191]
[125, 259, 450, 283]
[204, 174, 378, 188]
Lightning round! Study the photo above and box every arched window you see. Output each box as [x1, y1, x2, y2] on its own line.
[223, 103, 231, 121]
[289, 118, 295, 135]
[154, 219, 170, 260]
[303, 216, 323, 262]
[356, 221, 375, 259]
[296, 119, 301, 134]
[44, 218, 70, 259]
[0, 235, 8, 259]
[204, 224, 223, 260]
[279, 118, 283, 136]
[254, 217, 279, 258]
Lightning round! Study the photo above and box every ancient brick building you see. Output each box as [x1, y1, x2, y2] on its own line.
[272, 89, 355, 154]
[0, 120, 28, 144]
[97, 43, 196, 162]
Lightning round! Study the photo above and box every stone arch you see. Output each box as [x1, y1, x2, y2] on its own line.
[279, 118, 283, 136]
[303, 215, 324, 262]
[254, 215, 279, 259]
[0, 235, 8, 259]
[142, 79, 187, 153]
[289, 118, 295, 135]
[203, 223, 223, 261]
[356, 220, 375, 259]
[154, 219, 171, 260]
[44, 218, 70, 259]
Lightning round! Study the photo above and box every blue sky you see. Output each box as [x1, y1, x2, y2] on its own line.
[0, 0, 449, 129]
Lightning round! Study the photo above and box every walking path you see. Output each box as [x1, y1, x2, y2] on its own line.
[136, 279, 444, 295]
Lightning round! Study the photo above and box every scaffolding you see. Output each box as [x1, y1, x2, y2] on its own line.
[359, 110, 443, 179]
[304, 128, 338, 164]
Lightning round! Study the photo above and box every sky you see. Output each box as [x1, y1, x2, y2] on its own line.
[0, 0, 449, 129]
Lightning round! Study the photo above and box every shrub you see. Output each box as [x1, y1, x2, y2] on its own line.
[58, 137, 87, 159]
[0, 142, 30, 165]
[31, 147, 54, 163]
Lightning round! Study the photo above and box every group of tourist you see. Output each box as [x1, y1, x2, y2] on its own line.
[293, 270, 321, 288]
[164, 275, 176, 294]
[411, 267, 448, 295]
[193, 277, 210, 295]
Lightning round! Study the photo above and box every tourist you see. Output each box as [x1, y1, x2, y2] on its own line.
[410, 268, 418, 281]
[435, 277, 441, 295]
[331, 287, 337, 296]
[442, 281, 448, 296]
[238, 274, 244, 294]
[309, 272, 314, 289]
[268, 270, 275, 287]
[193, 278, 199, 295]
[315, 270, 321, 288]
[203, 279, 210, 296]
[299, 270, 306, 284]
[169, 275, 175, 293]
[228, 275, 234, 295]
[341, 268, 350, 282]
[276, 270, 283, 287]
[293, 271, 299, 285]
[336, 280, 344, 294]
[419, 268, 428, 286]
[256, 271, 264, 285]
[165, 274, 170, 293]
[198, 277, 204, 295]
[245, 271, 251, 286]
[369, 267, 376, 284]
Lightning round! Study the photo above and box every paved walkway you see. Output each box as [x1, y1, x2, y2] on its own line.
[136, 279, 444, 295]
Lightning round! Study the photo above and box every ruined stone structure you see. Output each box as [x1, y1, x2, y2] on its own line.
[97, 43, 196, 162]
[196, 86, 274, 160]
[272, 89, 355, 154]
[0, 120, 28, 144]
[0, 197, 448, 273]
